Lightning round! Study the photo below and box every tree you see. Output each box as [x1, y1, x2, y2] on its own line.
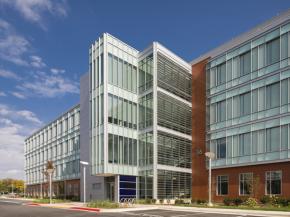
[0, 178, 24, 193]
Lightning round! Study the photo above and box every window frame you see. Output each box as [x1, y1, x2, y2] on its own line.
[265, 170, 282, 195]
[239, 172, 253, 196]
[216, 175, 229, 196]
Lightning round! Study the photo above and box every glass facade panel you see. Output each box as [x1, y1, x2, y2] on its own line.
[139, 54, 153, 93]
[239, 133, 251, 156]
[217, 100, 226, 122]
[266, 127, 280, 152]
[252, 47, 258, 71]
[240, 92, 251, 116]
[217, 137, 226, 159]
[281, 33, 288, 60]
[139, 132, 153, 166]
[240, 51, 251, 76]
[281, 79, 289, 105]
[266, 38, 280, 65]
[108, 53, 137, 93]
[217, 62, 226, 85]
[139, 93, 153, 130]
[108, 133, 137, 166]
[157, 92, 191, 135]
[157, 53, 192, 101]
[108, 94, 137, 130]
[157, 170, 191, 199]
[266, 82, 280, 109]
[157, 132, 191, 168]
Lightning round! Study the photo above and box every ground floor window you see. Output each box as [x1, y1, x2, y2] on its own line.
[239, 173, 253, 195]
[217, 175, 228, 196]
[266, 171, 282, 195]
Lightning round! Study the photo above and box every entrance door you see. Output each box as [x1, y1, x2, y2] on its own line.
[106, 182, 115, 201]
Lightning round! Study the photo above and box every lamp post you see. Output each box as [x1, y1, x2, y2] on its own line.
[205, 152, 215, 207]
[47, 168, 54, 204]
[80, 161, 89, 204]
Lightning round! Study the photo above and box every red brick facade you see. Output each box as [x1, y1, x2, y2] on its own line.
[191, 59, 209, 201]
[26, 179, 80, 200]
[212, 162, 290, 202]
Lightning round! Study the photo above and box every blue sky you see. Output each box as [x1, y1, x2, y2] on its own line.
[0, 0, 290, 179]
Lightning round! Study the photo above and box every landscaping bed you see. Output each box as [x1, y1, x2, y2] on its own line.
[87, 200, 119, 208]
[32, 198, 72, 204]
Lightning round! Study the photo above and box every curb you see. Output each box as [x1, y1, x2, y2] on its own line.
[70, 207, 100, 212]
[26, 203, 41, 206]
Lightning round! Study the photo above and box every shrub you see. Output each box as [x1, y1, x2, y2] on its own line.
[260, 195, 271, 204]
[191, 199, 196, 204]
[145, 198, 152, 204]
[151, 199, 156, 204]
[223, 197, 232, 206]
[244, 197, 258, 207]
[175, 199, 184, 205]
[159, 199, 164, 204]
[277, 198, 289, 207]
[197, 199, 206, 204]
[270, 195, 280, 206]
[233, 197, 243, 206]
[87, 200, 119, 208]
[136, 199, 152, 204]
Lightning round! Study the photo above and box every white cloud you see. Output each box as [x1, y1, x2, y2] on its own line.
[0, 91, 6, 96]
[0, 150, 24, 179]
[0, 19, 30, 66]
[0, 104, 42, 179]
[17, 72, 79, 98]
[0, 69, 20, 80]
[0, 104, 42, 125]
[11, 91, 26, 99]
[30, 55, 46, 68]
[50, 68, 65, 75]
[16, 110, 42, 125]
[0, 0, 68, 28]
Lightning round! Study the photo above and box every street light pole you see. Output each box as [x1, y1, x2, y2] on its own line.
[208, 157, 212, 206]
[84, 166, 86, 203]
[205, 152, 215, 207]
[49, 173, 52, 204]
[46, 168, 54, 204]
[80, 161, 89, 204]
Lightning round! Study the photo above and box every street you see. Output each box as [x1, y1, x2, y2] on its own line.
[0, 198, 271, 217]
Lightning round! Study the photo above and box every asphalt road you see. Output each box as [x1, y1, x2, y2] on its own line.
[0, 199, 267, 217]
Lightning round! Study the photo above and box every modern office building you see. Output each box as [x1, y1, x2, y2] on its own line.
[84, 33, 192, 201]
[25, 10, 290, 203]
[25, 105, 80, 199]
[25, 33, 192, 202]
[191, 10, 290, 201]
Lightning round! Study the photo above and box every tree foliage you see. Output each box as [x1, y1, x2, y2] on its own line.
[0, 178, 24, 193]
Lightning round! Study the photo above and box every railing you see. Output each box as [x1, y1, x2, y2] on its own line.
[119, 198, 136, 207]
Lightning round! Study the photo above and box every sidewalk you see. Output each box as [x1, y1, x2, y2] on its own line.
[22, 201, 290, 216]
[156, 205, 290, 217]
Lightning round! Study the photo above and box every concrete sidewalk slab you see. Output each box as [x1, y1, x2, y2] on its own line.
[22, 201, 290, 216]
[158, 205, 290, 217]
